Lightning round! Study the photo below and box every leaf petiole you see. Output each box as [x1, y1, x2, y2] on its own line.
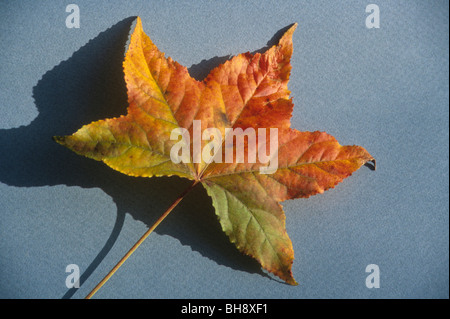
[85, 179, 200, 299]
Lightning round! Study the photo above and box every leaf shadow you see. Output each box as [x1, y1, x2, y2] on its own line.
[0, 17, 291, 298]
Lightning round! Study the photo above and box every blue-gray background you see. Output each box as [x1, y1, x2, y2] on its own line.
[0, 1, 448, 299]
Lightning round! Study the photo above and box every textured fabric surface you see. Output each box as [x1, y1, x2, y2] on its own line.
[0, 0, 448, 298]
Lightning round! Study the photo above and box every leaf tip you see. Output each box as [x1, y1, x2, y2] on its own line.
[274, 22, 298, 51]
[285, 22, 298, 37]
[279, 263, 298, 286]
[53, 135, 66, 145]
[286, 276, 299, 286]
[135, 16, 142, 26]
[129, 16, 143, 38]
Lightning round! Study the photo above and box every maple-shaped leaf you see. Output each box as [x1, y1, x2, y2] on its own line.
[54, 17, 374, 286]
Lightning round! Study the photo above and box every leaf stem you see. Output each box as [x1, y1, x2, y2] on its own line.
[85, 180, 200, 299]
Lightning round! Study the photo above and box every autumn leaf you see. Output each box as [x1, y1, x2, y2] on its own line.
[54, 17, 374, 291]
